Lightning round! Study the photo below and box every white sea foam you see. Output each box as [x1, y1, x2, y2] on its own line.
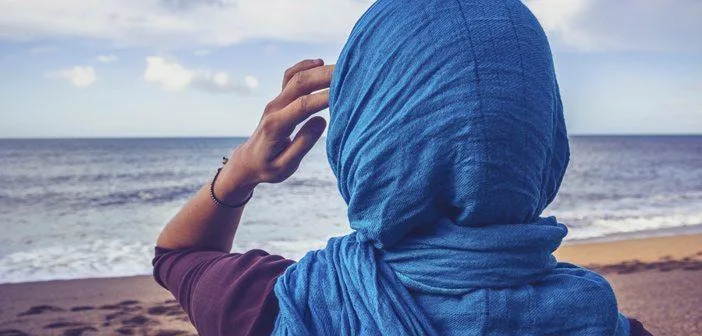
[0, 240, 154, 284]
[563, 212, 702, 241]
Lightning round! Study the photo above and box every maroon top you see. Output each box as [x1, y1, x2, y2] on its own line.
[152, 247, 293, 336]
[152, 247, 652, 336]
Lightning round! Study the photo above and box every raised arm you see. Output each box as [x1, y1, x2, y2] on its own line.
[156, 59, 333, 252]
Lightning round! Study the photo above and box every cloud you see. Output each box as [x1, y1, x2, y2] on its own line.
[46, 66, 96, 87]
[193, 49, 210, 56]
[524, 0, 702, 52]
[143, 56, 258, 94]
[95, 54, 118, 63]
[2, 1, 699, 53]
[0, 0, 373, 49]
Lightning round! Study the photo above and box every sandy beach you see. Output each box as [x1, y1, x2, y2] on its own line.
[0, 276, 196, 336]
[1, 234, 700, 336]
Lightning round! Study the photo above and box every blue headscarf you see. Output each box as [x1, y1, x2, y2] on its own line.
[273, 0, 631, 335]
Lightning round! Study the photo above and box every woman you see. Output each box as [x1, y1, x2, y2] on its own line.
[154, 0, 652, 335]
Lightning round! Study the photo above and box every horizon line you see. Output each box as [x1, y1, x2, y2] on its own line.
[1, 133, 702, 140]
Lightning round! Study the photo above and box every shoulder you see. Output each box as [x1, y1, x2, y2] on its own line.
[153, 247, 295, 336]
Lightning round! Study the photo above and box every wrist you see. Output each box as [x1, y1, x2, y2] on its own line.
[214, 165, 257, 205]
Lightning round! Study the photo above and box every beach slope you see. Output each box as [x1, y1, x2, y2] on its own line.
[1, 234, 700, 336]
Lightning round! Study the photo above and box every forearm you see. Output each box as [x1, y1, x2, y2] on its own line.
[155, 59, 331, 253]
[156, 168, 256, 252]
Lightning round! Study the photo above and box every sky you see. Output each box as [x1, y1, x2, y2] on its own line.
[0, 0, 700, 138]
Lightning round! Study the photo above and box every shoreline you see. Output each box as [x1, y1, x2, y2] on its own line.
[1, 231, 699, 287]
[562, 223, 702, 245]
[556, 232, 702, 264]
[2, 225, 702, 287]
[1, 234, 700, 335]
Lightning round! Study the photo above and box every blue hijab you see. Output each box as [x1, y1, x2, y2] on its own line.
[273, 0, 630, 335]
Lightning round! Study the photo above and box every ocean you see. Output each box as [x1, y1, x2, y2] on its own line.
[1, 136, 701, 284]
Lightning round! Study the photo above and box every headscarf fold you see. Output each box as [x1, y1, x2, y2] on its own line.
[274, 0, 630, 334]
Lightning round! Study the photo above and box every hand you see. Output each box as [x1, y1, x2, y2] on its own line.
[216, 59, 334, 203]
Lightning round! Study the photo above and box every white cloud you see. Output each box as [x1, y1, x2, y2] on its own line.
[2, 1, 699, 53]
[144, 56, 258, 94]
[46, 66, 96, 87]
[95, 54, 118, 63]
[523, 0, 595, 49]
[0, 0, 373, 49]
[524, 0, 702, 52]
[144, 57, 190, 91]
[193, 49, 211, 56]
[244, 76, 259, 89]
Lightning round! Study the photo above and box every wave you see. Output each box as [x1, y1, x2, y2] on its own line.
[90, 184, 202, 207]
[564, 212, 702, 240]
[0, 240, 154, 284]
[0, 183, 202, 209]
[2, 213, 701, 284]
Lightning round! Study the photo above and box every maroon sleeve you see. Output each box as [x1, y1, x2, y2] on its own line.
[629, 318, 653, 336]
[152, 247, 294, 336]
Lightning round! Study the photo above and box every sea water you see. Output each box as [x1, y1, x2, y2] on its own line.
[1, 136, 701, 283]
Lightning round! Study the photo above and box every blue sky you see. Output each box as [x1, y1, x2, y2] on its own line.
[0, 0, 700, 138]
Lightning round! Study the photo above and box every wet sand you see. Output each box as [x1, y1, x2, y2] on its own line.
[557, 234, 702, 336]
[0, 276, 195, 336]
[1, 233, 700, 336]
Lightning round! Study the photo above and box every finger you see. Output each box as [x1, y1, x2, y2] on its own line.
[259, 90, 329, 139]
[282, 59, 324, 90]
[278, 89, 330, 136]
[272, 65, 334, 109]
[274, 116, 327, 170]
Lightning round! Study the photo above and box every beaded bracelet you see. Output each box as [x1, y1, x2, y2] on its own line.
[209, 157, 253, 208]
